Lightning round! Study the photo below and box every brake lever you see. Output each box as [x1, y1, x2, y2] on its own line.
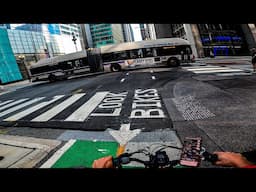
[200, 147, 218, 163]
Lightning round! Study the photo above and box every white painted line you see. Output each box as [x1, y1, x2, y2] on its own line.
[193, 69, 243, 74]
[216, 72, 252, 76]
[183, 67, 231, 71]
[31, 94, 85, 122]
[0, 98, 29, 111]
[109, 123, 141, 146]
[182, 66, 223, 69]
[40, 139, 76, 168]
[152, 76, 156, 80]
[0, 98, 44, 118]
[65, 92, 109, 122]
[4, 95, 64, 121]
[120, 78, 125, 83]
[126, 72, 129, 76]
[0, 100, 14, 107]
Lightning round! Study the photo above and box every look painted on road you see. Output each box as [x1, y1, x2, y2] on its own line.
[0, 89, 170, 131]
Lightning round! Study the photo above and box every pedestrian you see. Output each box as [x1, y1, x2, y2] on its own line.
[209, 49, 214, 58]
[251, 48, 256, 73]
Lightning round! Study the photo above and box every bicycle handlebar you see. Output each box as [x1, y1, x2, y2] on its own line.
[112, 140, 219, 168]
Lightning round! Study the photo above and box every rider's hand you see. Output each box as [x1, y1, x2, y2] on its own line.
[92, 156, 114, 168]
[213, 152, 254, 168]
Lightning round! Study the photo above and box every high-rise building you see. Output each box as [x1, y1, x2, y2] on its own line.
[89, 24, 125, 48]
[0, 28, 23, 84]
[59, 24, 80, 37]
[0, 24, 11, 29]
[13, 24, 82, 56]
[139, 24, 156, 40]
[154, 24, 256, 57]
[122, 24, 135, 42]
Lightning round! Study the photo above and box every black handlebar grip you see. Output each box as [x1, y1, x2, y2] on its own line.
[203, 151, 218, 163]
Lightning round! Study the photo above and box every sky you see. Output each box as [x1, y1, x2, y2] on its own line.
[131, 24, 142, 41]
[11, 24, 143, 41]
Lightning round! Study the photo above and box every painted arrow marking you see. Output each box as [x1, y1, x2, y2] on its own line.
[109, 123, 141, 146]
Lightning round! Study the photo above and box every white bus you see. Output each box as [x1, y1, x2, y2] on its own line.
[101, 38, 195, 72]
[29, 49, 103, 82]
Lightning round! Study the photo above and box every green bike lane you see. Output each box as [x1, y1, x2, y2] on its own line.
[40, 129, 183, 168]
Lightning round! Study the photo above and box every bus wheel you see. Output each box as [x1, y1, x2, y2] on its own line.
[48, 74, 57, 82]
[110, 64, 121, 72]
[167, 58, 180, 67]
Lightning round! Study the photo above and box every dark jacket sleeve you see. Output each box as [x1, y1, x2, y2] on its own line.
[242, 150, 256, 163]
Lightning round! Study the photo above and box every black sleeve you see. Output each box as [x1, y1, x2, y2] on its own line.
[242, 150, 256, 163]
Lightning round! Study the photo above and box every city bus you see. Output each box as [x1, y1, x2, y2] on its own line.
[100, 38, 195, 72]
[29, 49, 103, 82]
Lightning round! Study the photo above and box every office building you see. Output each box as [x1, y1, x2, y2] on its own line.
[0, 28, 23, 84]
[139, 24, 156, 40]
[89, 24, 125, 48]
[154, 24, 256, 57]
[122, 24, 135, 42]
[0, 24, 11, 29]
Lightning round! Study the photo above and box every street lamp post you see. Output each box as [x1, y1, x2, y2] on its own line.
[72, 32, 78, 52]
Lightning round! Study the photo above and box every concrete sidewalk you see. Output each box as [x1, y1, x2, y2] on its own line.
[0, 134, 62, 168]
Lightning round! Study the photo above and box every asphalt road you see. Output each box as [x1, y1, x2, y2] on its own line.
[1, 63, 256, 155]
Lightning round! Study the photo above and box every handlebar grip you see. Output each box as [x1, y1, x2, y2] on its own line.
[203, 151, 218, 163]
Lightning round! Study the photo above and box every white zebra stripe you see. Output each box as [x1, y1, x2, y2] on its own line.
[0, 97, 45, 118]
[32, 93, 85, 122]
[0, 98, 29, 112]
[65, 92, 109, 122]
[0, 100, 14, 107]
[4, 95, 65, 122]
[193, 69, 243, 74]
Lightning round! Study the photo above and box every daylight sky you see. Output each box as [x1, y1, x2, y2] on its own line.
[11, 24, 142, 41]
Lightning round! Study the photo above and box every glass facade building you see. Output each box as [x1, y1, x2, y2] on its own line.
[89, 24, 125, 48]
[154, 24, 253, 57]
[0, 28, 22, 84]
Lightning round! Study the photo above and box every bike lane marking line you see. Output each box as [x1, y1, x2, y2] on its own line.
[109, 123, 141, 146]
[40, 139, 76, 168]
[109, 123, 141, 156]
[65, 91, 109, 122]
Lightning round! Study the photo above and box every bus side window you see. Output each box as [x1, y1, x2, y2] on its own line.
[143, 48, 153, 57]
[152, 48, 157, 57]
[129, 49, 143, 59]
[138, 49, 143, 58]
[129, 50, 137, 59]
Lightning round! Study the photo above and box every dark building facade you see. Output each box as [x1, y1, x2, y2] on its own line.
[154, 24, 256, 57]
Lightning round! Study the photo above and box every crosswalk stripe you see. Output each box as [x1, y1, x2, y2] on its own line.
[4, 95, 65, 122]
[184, 67, 232, 71]
[65, 91, 109, 122]
[32, 93, 86, 122]
[0, 97, 45, 118]
[0, 100, 14, 107]
[0, 98, 29, 112]
[193, 69, 243, 74]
